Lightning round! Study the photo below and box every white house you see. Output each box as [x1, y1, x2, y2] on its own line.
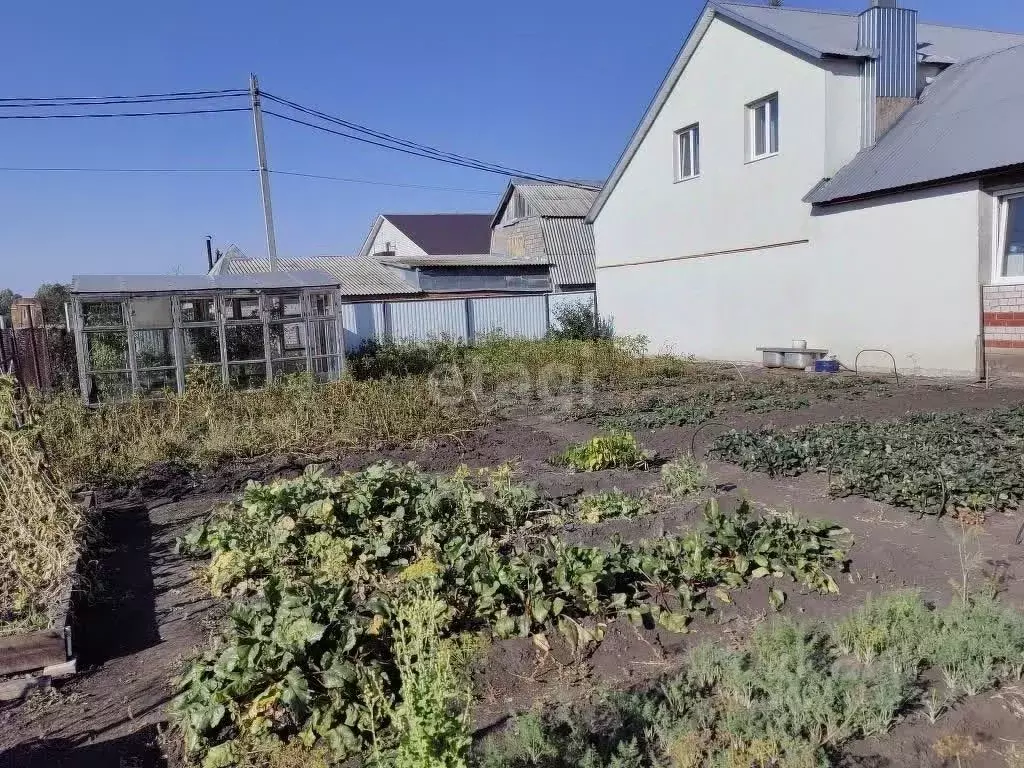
[589, 0, 1024, 377]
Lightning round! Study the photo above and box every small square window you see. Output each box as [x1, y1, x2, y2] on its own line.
[674, 124, 700, 181]
[747, 94, 779, 160]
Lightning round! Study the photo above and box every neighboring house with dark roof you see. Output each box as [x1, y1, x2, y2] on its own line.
[589, 0, 1024, 377]
[492, 179, 601, 292]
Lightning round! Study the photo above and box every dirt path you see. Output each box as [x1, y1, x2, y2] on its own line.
[0, 494, 229, 768]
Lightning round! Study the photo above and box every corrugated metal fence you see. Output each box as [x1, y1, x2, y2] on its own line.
[340, 291, 596, 350]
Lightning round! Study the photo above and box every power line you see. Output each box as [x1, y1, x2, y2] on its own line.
[269, 169, 498, 194]
[0, 93, 248, 109]
[262, 91, 585, 186]
[263, 108, 578, 185]
[0, 107, 250, 120]
[262, 92, 546, 179]
[0, 88, 245, 103]
[0, 165, 500, 194]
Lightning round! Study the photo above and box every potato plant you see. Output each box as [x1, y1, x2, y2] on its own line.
[553, 431, 652, 471]
[711, 407, 1024, 516]
[174, 463, 848, 765]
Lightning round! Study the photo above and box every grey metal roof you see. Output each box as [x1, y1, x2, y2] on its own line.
[540, 218, 596, 286]
[492, 179, 602, 227]
[378, 254, 550, 268]
[71, 270, 341, 295]
[220, 255, 419, 296]
[716, 3, 1024, 64]
[588, 1, 1024, 223]
[806, 42, 1024, 204]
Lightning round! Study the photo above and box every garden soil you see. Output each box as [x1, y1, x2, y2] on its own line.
[3, 376, 1024, 766]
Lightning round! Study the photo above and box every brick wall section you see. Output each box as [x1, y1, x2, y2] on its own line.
[983, 285, 1024, 366]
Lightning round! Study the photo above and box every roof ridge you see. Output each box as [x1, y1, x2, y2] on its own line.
[383, 212, 491, 217]
[718, 1, 856, 19]
[721, 0, 1024, 38]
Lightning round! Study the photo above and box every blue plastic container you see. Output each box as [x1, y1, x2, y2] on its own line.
[814, 359, 840, 374]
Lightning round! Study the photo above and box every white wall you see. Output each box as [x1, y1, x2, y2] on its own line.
[823, 59, 863, 176]
[366, 218, 426, 260]
[598, 183, 982, 374]
[596, 16, 840, 266]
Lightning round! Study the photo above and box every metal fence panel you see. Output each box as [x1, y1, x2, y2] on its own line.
[390, 299, 468, 342]
[471, 295, 548, 340]
[340, 302, 385, 351]
[548, 291, 597, 325]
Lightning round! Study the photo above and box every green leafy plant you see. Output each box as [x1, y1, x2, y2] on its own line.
[574, 490, 652, 523]
[661, 456, 709, 498]
[174, 465, 848, 765]
[710, 407, 1024, 517]
[554, 431, 652, 472]
[547, 301, 613, 342]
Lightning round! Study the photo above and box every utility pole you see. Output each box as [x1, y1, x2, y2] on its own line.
[249, 73, 279, 271]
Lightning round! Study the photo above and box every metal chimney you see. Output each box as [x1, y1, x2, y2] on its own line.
[858, 0, 918, 146]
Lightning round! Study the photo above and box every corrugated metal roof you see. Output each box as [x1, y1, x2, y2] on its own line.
[806, 42, 1024, 204]
[540, 218, 596, 286]
[220, 255, 419, 296]
[383, 213, 493, 255]
[717, 3, 1024, 63]
[378, 254, 550, 267]
[515, 181, 602, 218]
[72, 270, 340, 295]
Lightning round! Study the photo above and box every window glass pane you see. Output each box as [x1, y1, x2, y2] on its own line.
[185, 365, 223, 390]
[228, 363, 267, 390]
[1003, 197, 1024, 277]
[134, 329, 175, 368]
[266, 295, 302, 319]
[273, 359, 308, 379]
[269, 322, 307, 359]
[691, 127, 700, 175]
[181, 297, 216, 323]
[769, 97, 779, 153]
[223, 296, 261, 320]
[312, 356, 342, 381]
[310, 293, 335, 317]
[183, 327, 222, 364]
[83, 302, 123, 328]
[678, 131, 691, 178]
[131, 297, 172, 328]
[86, 331, 128, 371]
[308, 319, 339, 357]
[138, 368, 177, 395]
[226, 325, 265, 361]
[754, 104, 767, 157]
[88, 372, 131, 403]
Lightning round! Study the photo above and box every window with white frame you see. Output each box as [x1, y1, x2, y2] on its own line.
[674, 123, 700, 181]
[747, 94, 779, 160]
[996, 193, 1024, 279]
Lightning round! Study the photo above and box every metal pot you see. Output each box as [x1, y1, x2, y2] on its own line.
[783, 351, 815, 370]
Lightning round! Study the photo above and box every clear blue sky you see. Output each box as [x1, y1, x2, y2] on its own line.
[3, 0, 1022, 294]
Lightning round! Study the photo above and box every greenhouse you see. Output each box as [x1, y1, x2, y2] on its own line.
[69, 271, 345, 403]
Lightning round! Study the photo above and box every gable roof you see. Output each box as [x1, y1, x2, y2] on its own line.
[492, 179, 602, 228]
[807, 42, 1024, 204]
[216, 253, 418, 296]
[383, 213, 493, 255]
[716, 3, 1024, 64]
[588, 1, 1024, 222]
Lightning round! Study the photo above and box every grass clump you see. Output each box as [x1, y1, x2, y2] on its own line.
[479, 591, 1024, 767]
[0, 375, 88, 635]
[173, 466, 847, 765]
[574, 490, 653, 523]
[554, 431, 652, 472]
[661, 456, 709, 498]
[30, 371, 470, 484]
